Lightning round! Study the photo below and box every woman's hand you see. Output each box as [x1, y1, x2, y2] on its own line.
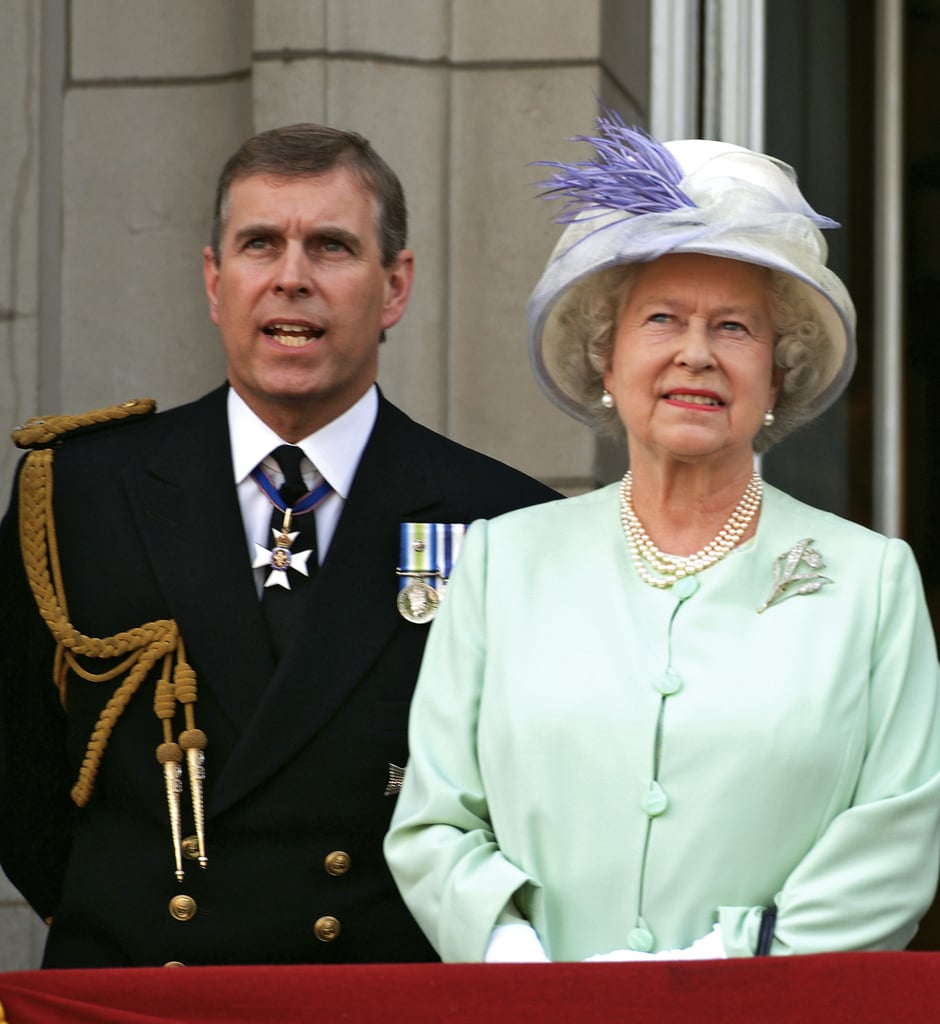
[485, 921, 551, 963]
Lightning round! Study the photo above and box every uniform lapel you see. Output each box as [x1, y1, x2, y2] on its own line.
[122, 386, 274, 729]
[209, 397, 441, 814]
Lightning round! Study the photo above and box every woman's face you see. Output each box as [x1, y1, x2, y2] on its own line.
[603, 253, 780, 470]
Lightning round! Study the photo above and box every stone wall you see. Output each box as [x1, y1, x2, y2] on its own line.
[0, 0, 651, 970]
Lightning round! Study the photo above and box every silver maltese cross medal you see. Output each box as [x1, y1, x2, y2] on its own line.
[253, 512, 313, 590]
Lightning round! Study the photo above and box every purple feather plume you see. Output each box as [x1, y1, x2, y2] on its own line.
[536, 110, 695, 224]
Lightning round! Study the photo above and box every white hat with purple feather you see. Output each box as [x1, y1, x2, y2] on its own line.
[527, 112, 857, 443]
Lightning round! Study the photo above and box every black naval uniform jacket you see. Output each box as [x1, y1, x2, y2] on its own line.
[0, 384, 557, 967]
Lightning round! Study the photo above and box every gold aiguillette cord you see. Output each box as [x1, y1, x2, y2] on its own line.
[175, 646, 208, 870]
[154, 643, 208, 879]
[155, 668, 185, 882]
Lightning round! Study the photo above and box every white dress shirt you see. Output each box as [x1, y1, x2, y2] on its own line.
[227, 386, 378, 593]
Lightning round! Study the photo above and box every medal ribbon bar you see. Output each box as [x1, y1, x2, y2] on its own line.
[396, 522, 468, 623]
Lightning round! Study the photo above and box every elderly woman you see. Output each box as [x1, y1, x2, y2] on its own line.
[384, 116, 940, 962]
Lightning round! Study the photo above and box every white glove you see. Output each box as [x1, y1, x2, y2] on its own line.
[651, 924, 726, 960]
[484, 922, 551, 963]
[584, 924, 726, 962]
[583, 949, 656, 962]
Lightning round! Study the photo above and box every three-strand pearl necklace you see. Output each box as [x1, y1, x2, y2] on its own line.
[619, 471, 763, 589]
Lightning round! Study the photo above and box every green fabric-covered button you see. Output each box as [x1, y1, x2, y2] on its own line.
[628, 926, 654, 952]
[654, 670, 683, 695]
[641, 781, 669, 816]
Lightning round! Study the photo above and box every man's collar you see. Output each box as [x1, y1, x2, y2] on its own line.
[228, 385, 378, 499]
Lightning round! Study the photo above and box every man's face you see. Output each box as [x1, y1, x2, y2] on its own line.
[203, 169, 413, 439]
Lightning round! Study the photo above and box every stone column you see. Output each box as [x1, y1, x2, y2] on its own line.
[60, 0, 254, 414]
[1, 0, 41, 491]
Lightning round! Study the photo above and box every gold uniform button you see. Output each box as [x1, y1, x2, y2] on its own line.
[314, 915, 341, 942]
[324, 851, 351, 876]
[181, 836, 201, 861]
[164, 961, 185, 968]
[168, 895, 197, 922]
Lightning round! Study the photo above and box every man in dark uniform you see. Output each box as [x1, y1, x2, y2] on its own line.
[0, 123, 556, 967]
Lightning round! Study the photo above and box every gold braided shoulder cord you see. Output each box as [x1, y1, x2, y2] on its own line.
[16, 416, 208, 880]
[11, 398, 157, 449]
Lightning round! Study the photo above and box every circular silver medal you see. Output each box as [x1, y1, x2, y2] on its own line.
[396, 578, 440, 623]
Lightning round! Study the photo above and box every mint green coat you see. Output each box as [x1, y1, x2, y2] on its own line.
[385, 483, 940, 961]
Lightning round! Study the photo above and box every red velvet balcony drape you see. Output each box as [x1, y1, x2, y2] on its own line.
[1, 954, 939, 1024]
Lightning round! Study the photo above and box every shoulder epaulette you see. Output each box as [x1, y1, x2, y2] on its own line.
[11, 398, 157, 449]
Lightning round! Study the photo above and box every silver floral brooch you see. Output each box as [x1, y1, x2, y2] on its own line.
[757, 538, 833, 613]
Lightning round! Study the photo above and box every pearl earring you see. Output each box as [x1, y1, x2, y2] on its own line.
[601, 390, 615, 409]
[763, 409, 775, 427]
